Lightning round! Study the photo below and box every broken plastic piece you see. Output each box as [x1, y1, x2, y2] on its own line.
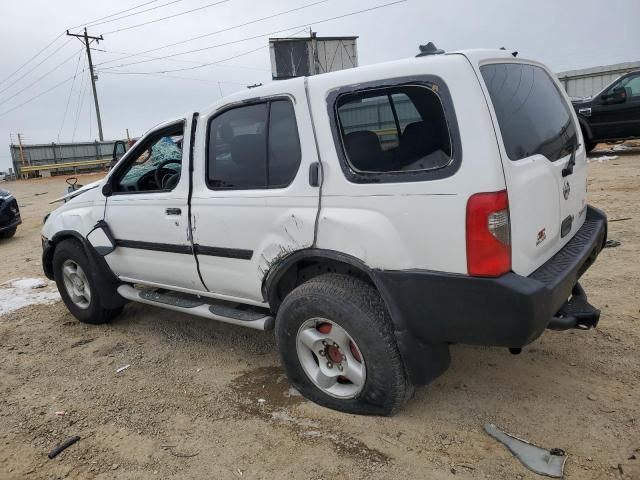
[484, 423, 566, 478]
[48, 435, 80, 459]
[115, 364, 130, 373]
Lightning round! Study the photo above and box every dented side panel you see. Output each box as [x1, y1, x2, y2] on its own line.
[190, 78, 319, 303]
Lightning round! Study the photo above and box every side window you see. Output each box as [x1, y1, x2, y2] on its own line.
[618, 74, 640, 97]
[336, 85, 452, 173]
[481, 63, 577, 162]
[207, 99, 301, 189]
[114, 125, 184, 193]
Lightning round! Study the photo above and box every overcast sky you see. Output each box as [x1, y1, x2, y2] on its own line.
[1, 0, 639, 171]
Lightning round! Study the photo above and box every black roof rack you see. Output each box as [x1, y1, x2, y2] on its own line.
[416, 42, 445, 57]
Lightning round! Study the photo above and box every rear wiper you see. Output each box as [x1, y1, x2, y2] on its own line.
[562, 143, 579, 177]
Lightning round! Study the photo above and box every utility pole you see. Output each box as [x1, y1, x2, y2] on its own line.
[67, 28, 104, 141]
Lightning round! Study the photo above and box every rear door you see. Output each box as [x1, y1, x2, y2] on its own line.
[479, 61, 587, 276]
[190, 81, 320, 304]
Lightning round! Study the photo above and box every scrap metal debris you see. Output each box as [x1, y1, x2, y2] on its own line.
[484, 423, 567, 478]
[604, 239, 621, 248]
[48, 435, 80, 459]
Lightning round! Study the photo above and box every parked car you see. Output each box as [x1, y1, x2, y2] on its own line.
[0, 188, 21, 239]
[41, 47, 607, 415]
[572, 70, 640, 151]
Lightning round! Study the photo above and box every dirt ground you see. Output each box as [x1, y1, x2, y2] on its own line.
[1, 148, 639, 480]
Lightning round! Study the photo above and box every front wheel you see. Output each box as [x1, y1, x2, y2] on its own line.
[0, 227, 17, 239]
[276, 273, 413, 415]
[53, 239, 122, 324]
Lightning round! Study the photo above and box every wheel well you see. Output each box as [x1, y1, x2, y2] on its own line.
[44, 233, 83, 279]
[265, 253, 375, 312]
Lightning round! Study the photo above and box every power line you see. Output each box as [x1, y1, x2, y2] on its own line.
[0, 33, 65, 88]
[99, 1, 407, 71]
[72, 71, 90, 142]
[69, 0, 167, 29]
[0, 75, 75, 118]
[0, 47, 83, 107]
[108, 43, 271, 75]
[73, 0, 187, 31]
[99, 0, 325, 55]
[92, 46, 269, 72]
[58, 55, 85, 142]
[0, 38, 74, 97]
[102, 0, 231, 35]
[101, 70, 252, 85]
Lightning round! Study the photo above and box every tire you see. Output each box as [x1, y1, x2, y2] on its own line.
[276, 273, 414, 416]
[53, 239, 123, 324]
[0, 227, 17, 239]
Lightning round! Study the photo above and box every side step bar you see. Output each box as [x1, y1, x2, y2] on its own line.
[117, 285, 274, 331]
[547, 283, 600, 331]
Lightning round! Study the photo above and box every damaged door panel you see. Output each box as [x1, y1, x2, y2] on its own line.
[190, 79, 320, 303]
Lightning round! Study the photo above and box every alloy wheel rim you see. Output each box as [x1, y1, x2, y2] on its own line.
[61, 259, 91, 309]
[296, 318, 366, 399]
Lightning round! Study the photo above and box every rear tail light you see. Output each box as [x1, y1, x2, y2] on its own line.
[466, 190, 511, 277]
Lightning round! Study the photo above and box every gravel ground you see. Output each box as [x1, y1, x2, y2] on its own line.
[1, 149, 639, 480]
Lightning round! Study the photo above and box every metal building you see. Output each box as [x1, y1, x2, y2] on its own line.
[269, 34, 358, 80]
[557, 61, 640, 98]
[9, 140, 119, 178]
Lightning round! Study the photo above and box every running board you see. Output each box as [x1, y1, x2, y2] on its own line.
[117, 285, 274, 331]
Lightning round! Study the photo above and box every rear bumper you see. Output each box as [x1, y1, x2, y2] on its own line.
[373, 205, 608, 349]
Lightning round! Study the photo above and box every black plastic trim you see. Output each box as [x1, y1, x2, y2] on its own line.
[372, 205, 607, 348]
[114, 239, 192, 255]
[326, 75, 462, 184]
[195, 245, 253, 260]
[113, 238, 253, 260]
[45, 230, 125, 309]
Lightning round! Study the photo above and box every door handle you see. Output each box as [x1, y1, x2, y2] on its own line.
[165, 208, 182, 216]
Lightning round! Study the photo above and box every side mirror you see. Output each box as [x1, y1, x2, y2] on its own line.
[602, 86, 627, 105]
[102, 182, 113, 197]
[111, 140, 127, 169]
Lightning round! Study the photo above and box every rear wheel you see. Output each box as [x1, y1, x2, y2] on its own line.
[53, 239, 122, 324]
[0, 227, 17, 239]
[276, 273, 413, 415]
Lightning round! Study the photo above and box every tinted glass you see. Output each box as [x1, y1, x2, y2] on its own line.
[268, 100, 301, 186]
[481, 63, 577, 161]
[336, 86, 451, 173]
[207, 103, 268, 189]
[618, 74, 640, 97]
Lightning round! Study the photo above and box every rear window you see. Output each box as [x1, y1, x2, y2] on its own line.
[481, 63, 577, 162]
[336, 85, 452, 174]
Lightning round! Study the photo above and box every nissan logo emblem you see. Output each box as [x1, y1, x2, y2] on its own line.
[563, 180, 570, 200]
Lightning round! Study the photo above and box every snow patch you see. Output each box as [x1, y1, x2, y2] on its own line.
[588, 155, 618, 163]
[0, 277, 60, 316]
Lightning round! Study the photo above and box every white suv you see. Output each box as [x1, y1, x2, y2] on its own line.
[42, 47, 607, 415]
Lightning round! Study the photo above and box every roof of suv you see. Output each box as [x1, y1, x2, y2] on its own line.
[198, 48, 525, 118]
